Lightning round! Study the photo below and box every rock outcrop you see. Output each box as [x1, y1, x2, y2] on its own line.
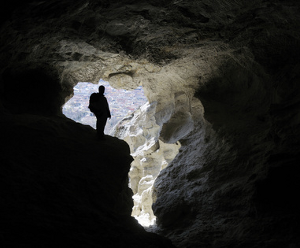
[0, 107, 174, 247]
[1, 0, 300, 247]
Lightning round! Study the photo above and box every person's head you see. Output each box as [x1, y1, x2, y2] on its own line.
[99, 85, 105, 94]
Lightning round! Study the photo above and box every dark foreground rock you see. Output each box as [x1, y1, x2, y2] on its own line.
[0, 113, 175, 247]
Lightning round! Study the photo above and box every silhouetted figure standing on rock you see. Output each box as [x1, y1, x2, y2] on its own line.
[88, 85, 111, 140]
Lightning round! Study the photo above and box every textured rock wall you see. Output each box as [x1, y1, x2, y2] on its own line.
[112, 102, 180, 225]
[1, 0, 300, 247]
[153, 56, 275, 246]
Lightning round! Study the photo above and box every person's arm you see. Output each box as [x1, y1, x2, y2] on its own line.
[105, 98, 111, 118]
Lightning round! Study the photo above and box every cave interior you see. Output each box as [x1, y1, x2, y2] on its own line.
[0, 0, 300, 247]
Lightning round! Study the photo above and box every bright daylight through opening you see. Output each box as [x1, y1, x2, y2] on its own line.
[63, 80, 148, 135]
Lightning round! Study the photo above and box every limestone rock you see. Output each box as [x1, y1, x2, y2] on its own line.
[112, 102, 180, 226]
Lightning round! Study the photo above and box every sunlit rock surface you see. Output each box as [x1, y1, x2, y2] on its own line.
[1, 0, 300, 247]
[112, 102, 180, 226]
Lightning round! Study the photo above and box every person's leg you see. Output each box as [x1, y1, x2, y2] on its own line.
[96, 115, 107, 140]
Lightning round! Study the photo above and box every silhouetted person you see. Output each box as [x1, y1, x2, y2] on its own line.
[88, 85, 111, 140]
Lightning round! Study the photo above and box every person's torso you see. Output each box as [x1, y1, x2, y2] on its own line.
[91, 93, 107, 113]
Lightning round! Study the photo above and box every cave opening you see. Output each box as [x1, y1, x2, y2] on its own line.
[62, 79, 148, 134]
[62, 79, 181, 227]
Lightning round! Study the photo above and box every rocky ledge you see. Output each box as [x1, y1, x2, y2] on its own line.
[0, 112, 174, 247]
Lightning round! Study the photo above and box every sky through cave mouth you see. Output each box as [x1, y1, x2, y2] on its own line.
[63, 79, 148, 135]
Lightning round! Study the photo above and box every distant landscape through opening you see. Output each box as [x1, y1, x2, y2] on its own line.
[63, 79, 148, 135]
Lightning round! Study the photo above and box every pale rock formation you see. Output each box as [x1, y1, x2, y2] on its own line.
[112, 101, 181, 226]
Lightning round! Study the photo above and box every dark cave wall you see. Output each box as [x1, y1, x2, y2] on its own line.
[152, 32, 300, 247]
[1, 67, 66, 115]
[153, 50, 300, 247]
